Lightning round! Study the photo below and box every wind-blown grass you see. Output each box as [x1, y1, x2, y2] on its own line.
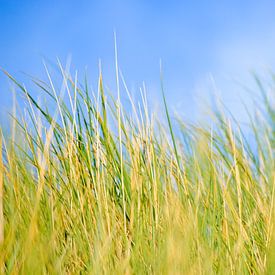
[0, 65, 274, 274]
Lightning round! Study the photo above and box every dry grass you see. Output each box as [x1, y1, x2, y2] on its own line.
[0, 65, 274, 274]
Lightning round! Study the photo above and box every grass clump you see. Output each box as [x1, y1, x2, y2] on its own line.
[0, 65, 274, 274]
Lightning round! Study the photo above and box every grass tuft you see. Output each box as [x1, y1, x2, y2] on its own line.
[0, 65, 274, 274]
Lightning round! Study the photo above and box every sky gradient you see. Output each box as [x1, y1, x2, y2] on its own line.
[1, 0, 275, 121]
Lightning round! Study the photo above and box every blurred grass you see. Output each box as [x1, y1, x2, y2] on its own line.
[0, 64, 274, 274]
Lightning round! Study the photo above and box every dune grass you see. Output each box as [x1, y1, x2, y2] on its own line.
[0, 64, 274, 274]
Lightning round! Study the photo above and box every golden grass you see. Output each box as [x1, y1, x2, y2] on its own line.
[0, 66, 274, 274]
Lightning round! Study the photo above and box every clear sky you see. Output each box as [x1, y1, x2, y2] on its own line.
[1, 0, 275, 121]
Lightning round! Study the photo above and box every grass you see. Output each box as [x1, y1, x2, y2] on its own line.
[0, 64, 274, 274]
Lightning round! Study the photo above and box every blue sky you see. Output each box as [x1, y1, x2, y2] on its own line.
[1, 0, 275, 121]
